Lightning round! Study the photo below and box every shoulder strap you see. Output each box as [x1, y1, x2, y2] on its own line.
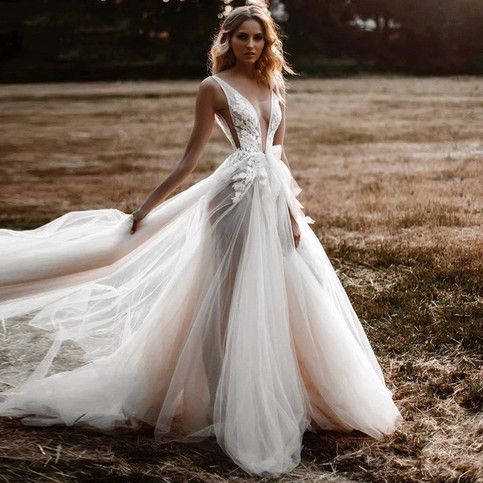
[211, 76, 239, 149]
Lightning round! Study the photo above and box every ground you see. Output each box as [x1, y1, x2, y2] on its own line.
[0, 77, 481, 482]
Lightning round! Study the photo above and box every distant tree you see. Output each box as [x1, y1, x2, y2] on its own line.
[0, 0, 223, 80]
[347, 0, 483, 73]
[282, 0, 353, 59]
[117, 0, 221, 74]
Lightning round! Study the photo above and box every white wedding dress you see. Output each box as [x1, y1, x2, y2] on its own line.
[0, 75, 403, 477]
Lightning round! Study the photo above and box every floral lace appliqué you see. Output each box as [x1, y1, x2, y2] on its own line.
[212, 75, 283, 205]
[230, 153, 269, 204]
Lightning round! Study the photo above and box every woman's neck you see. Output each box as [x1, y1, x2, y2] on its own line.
[230, 62, 257, 79]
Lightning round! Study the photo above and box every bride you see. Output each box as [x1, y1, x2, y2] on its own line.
[0, 3, 403, 478]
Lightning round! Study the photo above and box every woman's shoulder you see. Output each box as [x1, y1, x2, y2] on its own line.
[196, 76, 226, 111]
[198, 75, 224, 95]
[275, 88, 286, 110]
[199, 75, 215, 88]
[194, 76, 219, 99]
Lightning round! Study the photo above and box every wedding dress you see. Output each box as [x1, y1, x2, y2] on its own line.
[0, 75, 403, 477]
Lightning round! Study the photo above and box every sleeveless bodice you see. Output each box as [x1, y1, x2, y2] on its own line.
[211, 75, 286, 205]
[212, 75, 282, 154]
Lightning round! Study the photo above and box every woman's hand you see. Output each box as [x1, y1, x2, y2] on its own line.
[289, 212, 301, 248]
[130, 209, 147, 235]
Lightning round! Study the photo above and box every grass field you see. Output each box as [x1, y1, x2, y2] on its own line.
[0, 76, 482, 482]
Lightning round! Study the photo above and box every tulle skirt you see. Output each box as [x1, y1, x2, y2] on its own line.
[0, 145, 403, 477]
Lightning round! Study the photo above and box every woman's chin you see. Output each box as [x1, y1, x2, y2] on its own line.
[237, 56, 259, 65]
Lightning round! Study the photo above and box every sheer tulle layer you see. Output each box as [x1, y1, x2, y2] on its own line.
[0, 145, 402, 477]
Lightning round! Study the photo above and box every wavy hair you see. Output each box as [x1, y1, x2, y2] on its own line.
[208, 2, 296, 103]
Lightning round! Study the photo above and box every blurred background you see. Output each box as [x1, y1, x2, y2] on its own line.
[1, 0, 483, 83]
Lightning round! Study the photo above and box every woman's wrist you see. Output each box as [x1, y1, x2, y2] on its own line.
[132, 207, 148, 221]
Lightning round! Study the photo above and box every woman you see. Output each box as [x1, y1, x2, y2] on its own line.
[0, 3, 403, 478]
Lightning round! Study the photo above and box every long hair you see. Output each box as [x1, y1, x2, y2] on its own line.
[208, 2, 296, 103]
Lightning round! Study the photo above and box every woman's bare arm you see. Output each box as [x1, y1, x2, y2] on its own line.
[273, 97, 292, 170]
[131, 78, 217, 226]
[272, 95, 302, 246]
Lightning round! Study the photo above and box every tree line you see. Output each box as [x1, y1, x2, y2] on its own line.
[0, 0, 481, 83]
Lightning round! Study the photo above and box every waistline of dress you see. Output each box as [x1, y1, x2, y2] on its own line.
[229, 144, 283, 161]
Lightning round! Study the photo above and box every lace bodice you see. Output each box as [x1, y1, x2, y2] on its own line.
[212, 75, 281, 154]
[211, 74, 283, 205]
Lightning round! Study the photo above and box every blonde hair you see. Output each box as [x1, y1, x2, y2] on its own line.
[208, 2, 296, 103]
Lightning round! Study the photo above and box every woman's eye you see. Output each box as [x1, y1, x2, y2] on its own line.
[236, 33, 264, 41]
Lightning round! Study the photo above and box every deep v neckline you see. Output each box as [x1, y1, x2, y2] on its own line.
[213, 75, 273, 153]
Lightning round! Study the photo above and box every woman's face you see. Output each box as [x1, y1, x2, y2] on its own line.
[230, 19, 265, 65]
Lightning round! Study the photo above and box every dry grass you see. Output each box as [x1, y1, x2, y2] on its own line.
[0, 76, 482, 482]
